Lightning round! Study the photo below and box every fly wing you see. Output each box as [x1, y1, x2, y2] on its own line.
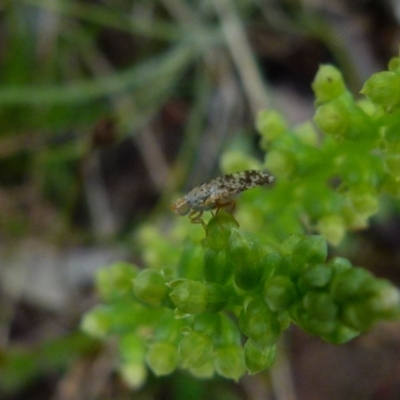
[210, 170, 274, 198]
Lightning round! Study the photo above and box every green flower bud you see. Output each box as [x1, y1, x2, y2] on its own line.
[290, 235, 328, 276]
[218, 314, 242, 346]
[381, 173, 400, 198]
[118, 334, 147, 388]
[263, 276, 297, 312]
[96, 262, 138, 302]
[317, 214, 346, 246]
[176, 241, 205, 281]
[302, 291, 338, 321]
[169, 280, 208, 314]
[204, 249, 235, 284]
[203, 212, 236, 251]
[119, 361, 147, 389]
[193, 313, 220, 336]
[80, 306, 112, 338]
[341, 280, 400, 331]
[294, 121, 319, 146]
[119, 333, 146, 363]
[133, 270, 167, 307]
[205, 283, 228, 313]
[278, 312, 291, 330]
[329, 257, 352, 273]
[146, 342, 178, 376]
[341, 205, 369, 230]
[264, 149, 296, 178]
[330, 267, 373, 303]
[371, 281, 400, 318]
[220, 151, 262, 174]
[256, 110, 287, 147]
[153, 318, 184, 343]
[313, 98, 350, 138]
[244, 339, 276, 374]
[280, 234, 303, 254]
[189, 360, 215, 379]
[239, 298, 281, 347]
[290, 301, 337, 336]
[361, 71, 400, 108]
[263, 252, 291, 276]
[298, 264, 333, 291]
[320, 324, 360, 344]
[341, 300, 374, 331]
[214, 345, 246, 381]
[179, 331, 213, 368]
[346, 184, 378, 218]
[312, 65, 347, 103]
[383, 146, 400, 182]
[346, 107, 377, 140]
[303, 316, 337, 336]
[388, 56, 400, 73]
[229, 229, 264, 290]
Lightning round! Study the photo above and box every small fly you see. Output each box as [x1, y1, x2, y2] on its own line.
[171, 170, 274, 228]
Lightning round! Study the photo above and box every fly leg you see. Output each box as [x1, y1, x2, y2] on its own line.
[188, 210, 207, 229]
[214, 199, 239, 226]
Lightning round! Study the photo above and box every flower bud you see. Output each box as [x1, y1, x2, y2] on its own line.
[312, 65, 347, 103]
[229, 229, 264, 290]
[188, 360, 214, 379]
[203, 212, 236, 251]
[119, 333, 146, 363]
[119, 361, 147, 389]
[80, 306, 112, 338]
[133, 270, 167, 307]
[263, 276, 297, 312]
[290, 235, 328, 276]
[320, 324, 360, 344]
[244, 339, 276, 374]
[169, 279, 208, 314]
[383, 142, 400, 179]
[313, 98, 350, 138]
[204, 249, 235, 284]
[317, 214, 346, 246]
[214, 345, 246, 381]
[179, 331, 213, 368]
[239, 298, 281, 347]
[96, 262, 138, 302]
[346, 184, 378, 218]
[330, 267, 373, 302]
[388, 56, 400, 73]
[381, 173, 400, 198]
[264, 149, 296, 178]
[256, 110, 287, 147]
[302, 291, 338, 321]
[294, 121, 319, 146]
[298, 264, 333, 291]
[192, 313, 220, 336]
[205, 283, 228, 313]
[146, 342, 179, 376]
[220, 150, 261, 174]
[263, 251, 291, 276]
[341, 280, 400, 331]
[280, 234, 303, 254]
[361, 71, 400, 109]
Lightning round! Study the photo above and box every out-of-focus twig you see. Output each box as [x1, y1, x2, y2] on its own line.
[213, 0, 271, 116]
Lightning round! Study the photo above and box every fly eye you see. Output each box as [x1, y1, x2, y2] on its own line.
[171, 198, 190, 216]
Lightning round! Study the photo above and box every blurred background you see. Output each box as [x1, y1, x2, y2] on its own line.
[1, 0, 400, 399]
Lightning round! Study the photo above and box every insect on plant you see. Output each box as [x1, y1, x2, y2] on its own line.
[171, 170, 274, 228]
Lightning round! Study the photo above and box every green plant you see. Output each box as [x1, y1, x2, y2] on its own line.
[82, 59, 400, 386]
